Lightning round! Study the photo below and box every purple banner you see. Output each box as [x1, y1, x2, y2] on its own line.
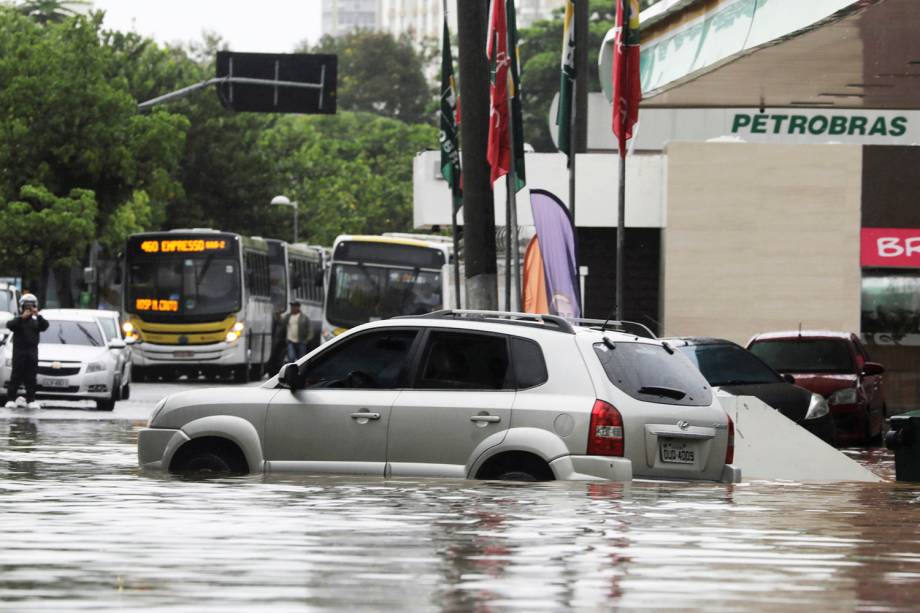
[530, 189, 580, 318]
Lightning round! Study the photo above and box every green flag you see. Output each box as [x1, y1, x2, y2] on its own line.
[506, 0, 526, 192]
[439, 17, 461, 212]
[557, 0, 576, 164]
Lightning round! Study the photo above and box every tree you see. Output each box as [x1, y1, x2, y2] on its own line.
[308, 30, 433, 125]
[13, 0, 89, 24]
[516, 1, 615, 151]
[0, 8, 188, 300]
[262, 112, 438, 245]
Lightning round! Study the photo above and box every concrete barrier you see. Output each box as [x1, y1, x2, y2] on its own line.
[718, 392, 882, 483]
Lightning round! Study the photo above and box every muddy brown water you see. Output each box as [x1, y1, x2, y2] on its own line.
[1, 417, 919, 611]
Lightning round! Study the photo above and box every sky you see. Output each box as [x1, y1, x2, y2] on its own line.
[89, 0, 323, 53]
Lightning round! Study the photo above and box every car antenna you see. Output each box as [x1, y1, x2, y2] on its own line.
[798, 322, 802, 338]
[601, 305, 616, 332]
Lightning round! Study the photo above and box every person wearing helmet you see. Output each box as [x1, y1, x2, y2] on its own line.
[4, 294, 48, 410]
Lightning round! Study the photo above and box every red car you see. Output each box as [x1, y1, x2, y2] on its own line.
[746, 331, 886, 446]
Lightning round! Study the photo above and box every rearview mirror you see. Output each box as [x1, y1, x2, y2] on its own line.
[861, 362, 885, 376]
[279, 362, 302, 390]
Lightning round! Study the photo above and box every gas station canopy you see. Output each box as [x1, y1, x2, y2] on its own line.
[600, 0, 920, 109]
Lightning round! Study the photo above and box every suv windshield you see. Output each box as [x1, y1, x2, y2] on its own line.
[326, 263, 442, 327]
[677, 343, 781, 387]
[749, 339, 854, 374]
[593, 341, 712, 407]
[40, 321, 104, 347]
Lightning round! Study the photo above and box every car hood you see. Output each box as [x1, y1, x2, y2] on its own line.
[717, 382, 812, 421]
[786, 374, 857, 397]
[155, 386, 277, 430]
[38, 344, 110, 363]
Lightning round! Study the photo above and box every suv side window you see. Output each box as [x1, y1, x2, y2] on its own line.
[511, 337, 548, 389]
[300, 329, 417, 389]
[416, 330, 512, 390]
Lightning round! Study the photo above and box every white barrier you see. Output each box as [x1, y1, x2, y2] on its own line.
[718, 393, 882, 483]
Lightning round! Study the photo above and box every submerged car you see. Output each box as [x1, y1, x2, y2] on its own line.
[667, 337, 836, 444]
[747, 331, 886, 445]
[0, 310, 126, 411]
[139, 310, 740, 483]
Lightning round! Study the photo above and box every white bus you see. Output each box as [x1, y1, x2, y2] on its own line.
[321, 234, 454, 342]
[123, 229, 325, 381]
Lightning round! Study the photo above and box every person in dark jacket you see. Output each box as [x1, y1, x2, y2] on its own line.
[281, 300, 313, 362]
[5, 293, 49, 409]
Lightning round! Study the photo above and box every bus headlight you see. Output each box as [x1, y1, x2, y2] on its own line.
[226, 322, 244, 342]
[122, 321, 139, 341]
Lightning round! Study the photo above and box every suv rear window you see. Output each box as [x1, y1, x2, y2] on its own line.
[593, 341, 712, 407]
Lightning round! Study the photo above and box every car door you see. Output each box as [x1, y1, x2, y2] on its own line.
[387, 329, 514, 478]
[263, 328, 420, 475]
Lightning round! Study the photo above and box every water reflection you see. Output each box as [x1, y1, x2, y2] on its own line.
[1, 420, 920, 611]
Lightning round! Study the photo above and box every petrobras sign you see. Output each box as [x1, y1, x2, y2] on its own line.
[861, 228, 920, 269]
[730, 111, 909, 141]
[578, 95, 920, 152]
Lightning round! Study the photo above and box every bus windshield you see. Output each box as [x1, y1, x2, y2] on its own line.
[326, 263, 442, 327]
[126, 254, 242, 320]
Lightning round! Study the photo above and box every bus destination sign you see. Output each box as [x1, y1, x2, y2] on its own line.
[135, 298, 179, 312]
[139, 239, 229, 254]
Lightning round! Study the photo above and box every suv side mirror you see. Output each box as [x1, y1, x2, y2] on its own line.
[861, 362, 885, 376]
[781, 373, 796, 384]
[108, 339, 126, 350]
[279, 362, 302, 390]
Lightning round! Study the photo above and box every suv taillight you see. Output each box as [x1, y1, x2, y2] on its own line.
[588, 400, 624, 457]
[725, 414, 735, 465]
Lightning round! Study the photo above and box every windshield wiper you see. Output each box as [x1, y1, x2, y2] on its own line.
[75, 324, 101, 346]
[638, 385, 687, 400]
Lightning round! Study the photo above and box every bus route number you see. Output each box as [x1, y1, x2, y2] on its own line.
[140, 239, 227, 254]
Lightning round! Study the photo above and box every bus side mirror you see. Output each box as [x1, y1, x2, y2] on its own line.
[279, 363, 302, 390]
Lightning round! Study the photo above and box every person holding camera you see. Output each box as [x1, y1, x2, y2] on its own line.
[5, 293, 49, 410]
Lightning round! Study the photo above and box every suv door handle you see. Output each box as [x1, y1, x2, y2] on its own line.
[350, 412, 381, 420]
[470, 415, 501, 423]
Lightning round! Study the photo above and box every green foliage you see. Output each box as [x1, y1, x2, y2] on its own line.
[309, 30, 433, 125]
[0, 184, 96, 278]
[99, 190, 152, 252]
[517, 0, 615, 152]
[263, 112, 438, 245]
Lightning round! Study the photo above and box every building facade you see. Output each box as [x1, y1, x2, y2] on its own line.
[321, 0, 380, 38]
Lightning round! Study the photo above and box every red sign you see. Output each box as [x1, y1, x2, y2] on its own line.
[861, 228, 920, 268]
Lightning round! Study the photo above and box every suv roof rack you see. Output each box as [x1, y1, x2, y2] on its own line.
[566, 318, 656, 339]
[399, 309, 576, 334]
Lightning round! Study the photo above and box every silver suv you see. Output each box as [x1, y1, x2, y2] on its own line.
[138, 311, 740, 483]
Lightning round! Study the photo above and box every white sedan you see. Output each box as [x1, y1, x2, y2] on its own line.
[0, 311, 126, 411]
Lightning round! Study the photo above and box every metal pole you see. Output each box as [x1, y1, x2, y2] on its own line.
[451, 201, 462, 308]
[504, 187, 512, 310]
[616, 154, 626, 320]
[293, 205, 299, 244]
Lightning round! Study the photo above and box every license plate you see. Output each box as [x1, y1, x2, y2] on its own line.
[173, 351, 194, 358]
[40, 377, 70, 388]
[660, 438, 696, 464]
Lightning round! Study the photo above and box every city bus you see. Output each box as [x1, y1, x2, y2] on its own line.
[122, 229, 325, 381]
[321, 234, 454, 342]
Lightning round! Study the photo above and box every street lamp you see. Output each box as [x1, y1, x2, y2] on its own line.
[271, 195, 298, 244]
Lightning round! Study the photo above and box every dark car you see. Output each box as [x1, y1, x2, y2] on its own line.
[667, 337, 836, 445]
[747, 331, 886, 446]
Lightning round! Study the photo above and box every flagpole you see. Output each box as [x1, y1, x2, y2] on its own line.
[504, 181, 512, 310]
[616, 153, 625, 320]
[452, 195, 462, 308]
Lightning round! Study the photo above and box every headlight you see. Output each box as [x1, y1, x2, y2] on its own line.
[226, 322, 244, 342]
[829, 387, 858, 406]
[805, 393, 830, 420]
[86, 361, 106, 373]
[122, 321, 134, 334]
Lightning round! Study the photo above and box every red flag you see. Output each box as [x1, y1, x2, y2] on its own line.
[486, 0, 510, 184]
[612, 0, 641, 159]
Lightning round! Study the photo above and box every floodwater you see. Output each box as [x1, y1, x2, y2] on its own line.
[2, 417, 920, 611]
